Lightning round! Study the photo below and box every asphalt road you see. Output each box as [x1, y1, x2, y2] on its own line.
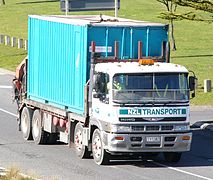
[0, 70, 213, 180]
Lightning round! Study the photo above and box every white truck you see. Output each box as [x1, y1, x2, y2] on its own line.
[13, 15, 196, 165]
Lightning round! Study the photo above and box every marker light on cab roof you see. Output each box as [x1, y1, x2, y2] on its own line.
[139, 59, 155, 66]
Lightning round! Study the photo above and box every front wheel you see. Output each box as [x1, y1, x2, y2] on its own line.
[74, 122, 90, 158]
[163, 152, 182, 163]
[92, 129, 110, 165]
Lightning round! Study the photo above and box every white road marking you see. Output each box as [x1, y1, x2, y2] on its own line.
[0, 85, 13, 89]
[152, 161, 213, 180]
[0, 107, 18, 117]
[110, 159, 213, 180]
[0, 109, 39, 179]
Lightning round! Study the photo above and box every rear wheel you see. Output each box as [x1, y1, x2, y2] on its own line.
[163, 152, 182, 163]
[92, 129, 110, 165]
[21, 107, 33, 140]
[32, 109, 48, 144]
[74, 122, 90, 158]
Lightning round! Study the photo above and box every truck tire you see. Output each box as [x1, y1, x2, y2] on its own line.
[163, 152, 182, 163]
[74, 122, 90, 158]
[32, 109, 48, 144]
[21, 107, 33, 140]
[92, 129, 110, 165]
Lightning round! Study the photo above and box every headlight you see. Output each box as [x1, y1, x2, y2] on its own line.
[174, 125, 190, 131]
[110, 124, 131, 133]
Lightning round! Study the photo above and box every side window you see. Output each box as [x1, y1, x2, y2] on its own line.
[99, 73, 109, 94]
[94, 72, 109, 102]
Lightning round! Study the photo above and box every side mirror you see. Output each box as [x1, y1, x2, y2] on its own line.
[189, 76, 196, 91]
[191, 92, 195, 98]
[188, 71, 197, 99]
[189, 75, 197, 98]
[93, 93, 100, 98]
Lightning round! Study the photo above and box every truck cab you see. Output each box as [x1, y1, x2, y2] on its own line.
[89, 60, 192, 164]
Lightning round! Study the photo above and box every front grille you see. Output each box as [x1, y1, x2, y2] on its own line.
[146, 126, 160, 131]
[162, 125, 174, 131]
[132, 126, 144, 131]
[119, 117, 186, 122]
[131, 124, 174, 132]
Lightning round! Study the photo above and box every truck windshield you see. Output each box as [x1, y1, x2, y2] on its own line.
[112, 73, 189, 104]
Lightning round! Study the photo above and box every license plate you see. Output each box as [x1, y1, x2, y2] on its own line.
[146, 136, 160, 142]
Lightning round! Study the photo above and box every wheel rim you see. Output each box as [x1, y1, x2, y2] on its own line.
[75, 128, 83, 153]
[33, 117, 39, 138]
[92, 132, 102, 160]
[21, 113, 28, 134]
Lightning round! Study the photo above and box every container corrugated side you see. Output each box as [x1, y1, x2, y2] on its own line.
[27, 15, 168, 116]
[31, 15, 168, 60]
[28, 16, 88, 115]
[87, 26, 168, 59]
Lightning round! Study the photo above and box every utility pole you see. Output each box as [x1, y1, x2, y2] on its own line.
[65, 0, 68, 16]
[115, 0, 118, 18]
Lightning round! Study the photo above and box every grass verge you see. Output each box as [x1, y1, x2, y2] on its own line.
[0, 167, 35, 180]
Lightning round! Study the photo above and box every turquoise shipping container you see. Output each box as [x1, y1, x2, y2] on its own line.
[27, 15, 168, 115]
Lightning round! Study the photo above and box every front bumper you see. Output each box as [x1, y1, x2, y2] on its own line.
[102, 131, 192, 153]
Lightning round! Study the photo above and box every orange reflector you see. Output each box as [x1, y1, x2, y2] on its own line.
[115, 136, 124, 141]
[182, 136, 190, 141]
[139, 59, 155, 65]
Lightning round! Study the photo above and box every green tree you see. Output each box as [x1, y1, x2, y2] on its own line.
[160, 0, 213, 22]
[157, 0, 213, 50]
[157, 0, 178, 50]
